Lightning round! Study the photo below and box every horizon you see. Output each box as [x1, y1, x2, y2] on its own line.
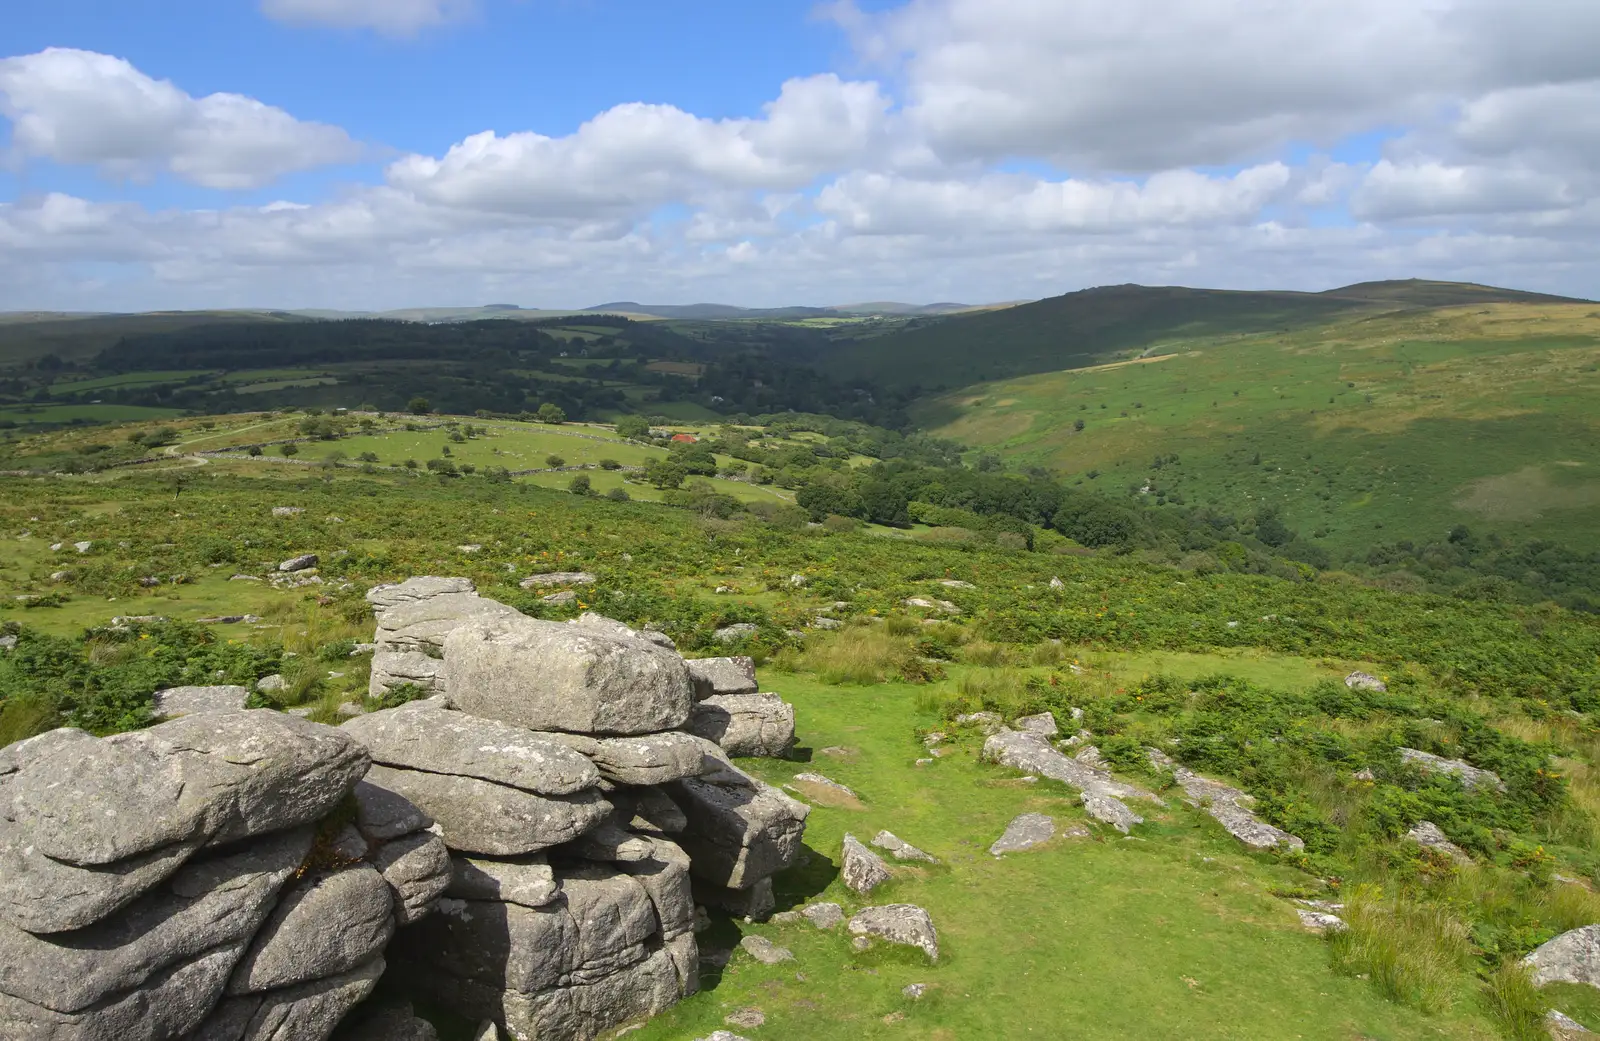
[4, 2, 1599, 311]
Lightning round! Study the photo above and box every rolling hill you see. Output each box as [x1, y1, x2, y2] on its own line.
[832, 280, 1590, 392]
[912, 293, 1600, 552]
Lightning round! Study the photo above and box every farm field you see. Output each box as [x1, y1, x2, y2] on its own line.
[917, 303, 1600, 551]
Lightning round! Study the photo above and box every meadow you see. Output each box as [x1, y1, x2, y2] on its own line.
[916, 303, 1600, 553]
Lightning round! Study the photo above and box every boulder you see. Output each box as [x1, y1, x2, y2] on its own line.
[1548, 1011, 1597, 1040]
[688, 695, 796, 758]
[366, 577, 475, 612]
[665, 766, 809, 890]
[1014, 712, 1058, 737]
[871, 830, 936, 864]
[519, 572, 596, 589]
[444, 616, 694, 735]
[841, 834, 891, 895]
[364, 765, 611, 857]
[447, 854, 559, 909]
[151, 686, 250, 719]
[989, 813, 1055, 855]
[196, 955, 383, 1041]
[800, 903, 844, 930]
[367, 652, 448, 698]
[0, 828, 311, 1016]
[342, 701, 600, 795]
[848, 905, 939, 961]
[352, 779, 432, 843]
[330, 999, 440, 1041]
[279, 555, 319, 573]
[1525, 925, 1600, 987]
[1081, 791, 1143, 834]
[1399, 748, 1506, 793]
[1406, 821, 1472, 864]
[739, 936, 793, 965]
[373, 595, 525, 656]
[228, 865, 394, 995]
[714, 624, 759, 643]
[0, 821, 207, 934]
[373, 830, 452, 925]
[686, 658, 759, 699]
[546, 731, 721, 786]
[1345, 671, 1387, 692]
[5, 712, 367, 866]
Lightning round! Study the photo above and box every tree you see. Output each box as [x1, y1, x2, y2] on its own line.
[599, 458, 622, 470]
[545, 454, 566, 468]
[615, 415, 650, 440]
[280, 444, 298, 458]
[568, 474, 592, 496]
[247, 445, 262, 457]
[537, 403, 566, 424]
[644, 459, 686, 490]
[408, 397, 431, 415]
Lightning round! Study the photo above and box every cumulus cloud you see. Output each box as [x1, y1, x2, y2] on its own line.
[0, 49, 361, 189]
[386, 75, 891, 218]
[260, 0, 476, 36]
[830, 0, 1600, 172]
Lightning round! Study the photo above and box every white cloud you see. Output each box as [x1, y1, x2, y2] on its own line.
[830, 0, 1600, 172]
[0, 49, 361, 189]
[815, 164, 1293, 235]
[260, 0, 476, 36]
[386, 75, 891, 218]
[1354, 160, 1575, 221]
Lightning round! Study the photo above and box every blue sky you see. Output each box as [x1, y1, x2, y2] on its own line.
[1, 0, 1596, 310]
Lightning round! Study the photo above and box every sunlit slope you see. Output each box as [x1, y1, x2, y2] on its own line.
[833, 279, 1586, 392]
[915, 302, 1600, 551]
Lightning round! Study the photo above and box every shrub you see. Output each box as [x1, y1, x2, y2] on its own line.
[546, 455, 566, 468]
[599, 458, 622, 470]
[537, 403, 566, 424]
[569, 474, 592, 496]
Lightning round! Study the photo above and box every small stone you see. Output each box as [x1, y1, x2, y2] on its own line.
[714, 623, 760, 643]
[542, 590, 578, 604]
[799, 902, 844, 929]
[990, 813, 1055, 855]
[1297, 908, 1347, 933]
[272, 507, 304, 517]
[1406, 821, 1472, 864]
[871, 830, 936, 863]
[695, 1033, 750, 1041]
[903, 983, 930, 999]
[456, 544, 482, 554]
[851, 936, 871, 951]
[1049, 576, 1066, 590]
[1082, 791, 1143, 834]
[793, 772, 856, 799]
[740, 935, 794, 965]
[74, 541, 93, 553]
[842, 834, 892, 895]
[848, 904, 939, 961]
[725, 1007, 765, 1028]
[256, 674, 287, 693]
[1345, 670, 1386, 692]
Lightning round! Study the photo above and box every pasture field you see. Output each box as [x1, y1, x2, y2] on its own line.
[918, 303, 1600, 551]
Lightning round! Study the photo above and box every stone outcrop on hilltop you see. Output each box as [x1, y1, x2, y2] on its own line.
[358, 578, 807, 1041]
[0, 576, 809, 1041]
[0, 713, 442, 1041]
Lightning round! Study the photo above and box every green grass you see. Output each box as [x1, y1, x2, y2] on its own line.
[47, 370, 215, 396]
[0, 403, 187, 425]
[622, 673, 1495, 1040]
[916, 302, 1600, 551]
[294, 421, 656, 470]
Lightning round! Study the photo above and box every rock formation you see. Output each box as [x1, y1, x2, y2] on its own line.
[0, 577, 809, 1041]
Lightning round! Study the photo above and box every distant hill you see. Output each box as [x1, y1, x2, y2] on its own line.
[829, 279, 1593, 391]
[585, 302, 837, 320]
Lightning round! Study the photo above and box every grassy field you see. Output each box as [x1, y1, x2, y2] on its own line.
[916, 303, 1600, 551]
[0, 403, 188, 425]
[4, 401, 1600, 1039]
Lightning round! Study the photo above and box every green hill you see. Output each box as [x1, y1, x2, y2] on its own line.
[916, 299, 1600, 552]
[833, 280, 1589, 391]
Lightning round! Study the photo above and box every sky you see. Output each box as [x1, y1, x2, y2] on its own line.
[1, 0, 1598, 311]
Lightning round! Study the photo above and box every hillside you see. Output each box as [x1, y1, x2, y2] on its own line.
[917, 300, 1600, 553]
[834, 280, 1591, 391]
[2, 419, 1599, 1039]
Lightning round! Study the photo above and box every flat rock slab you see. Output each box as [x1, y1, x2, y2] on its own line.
[368, 651, 449, 698]
[4, 712, 367, 868]
[841, 834, 891, 895]
[739, 935, 793, 965]
[686, 658, 759, 699]
[447, 853, 559, 909]
[546, 731, 721, 786]
[848, 905, 938, 962]
[342, 702, 600, 795]
[151, 686, 250, 718]
[1081, 791, 1143, 833]
[1399, 747, 1506, 793]
[365, 765, 611, 856]
[445, 616, 693, 735]
[1165, 768, 1303, 851]
[983, 730, 1159, 808]
[690, 694, 796, 759]
[1525, 925, 1600, 987]
[367, 577, 476, 611]
[519, 572, 596, 588]
[871, 830, 936, 863]
[990, 813, 1055, 855]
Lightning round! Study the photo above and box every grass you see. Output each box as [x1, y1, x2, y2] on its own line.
[914, 302, 1600, 551]
[0, 403, 187, 425]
